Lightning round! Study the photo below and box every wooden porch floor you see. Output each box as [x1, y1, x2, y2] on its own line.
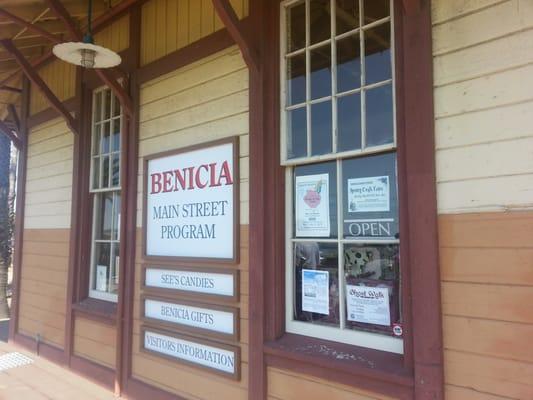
[0, 335, 116, 400]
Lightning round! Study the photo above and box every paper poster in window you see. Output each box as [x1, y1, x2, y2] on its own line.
[346, 285, 391, 326]
[295, 174, 330, 237]
[302, 269, 329, 315]
[347, 176, 390, 213]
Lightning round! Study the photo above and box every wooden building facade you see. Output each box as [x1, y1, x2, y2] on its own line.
[1, 1, 532, 400]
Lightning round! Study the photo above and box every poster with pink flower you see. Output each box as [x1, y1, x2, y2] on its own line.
[295, 173, 330, 237]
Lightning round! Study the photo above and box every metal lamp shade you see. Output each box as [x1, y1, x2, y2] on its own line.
[52, 42, 121, 68]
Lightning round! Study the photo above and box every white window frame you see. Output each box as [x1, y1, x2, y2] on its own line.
[281, 0, 403, 354]
[88, 86, 122, 303]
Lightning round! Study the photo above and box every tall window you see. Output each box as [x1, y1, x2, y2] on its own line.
[89, 87, 122, 302]
[282, 0, 402, 353]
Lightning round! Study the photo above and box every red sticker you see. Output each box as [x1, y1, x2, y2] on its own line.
[392, 323, 403, 337]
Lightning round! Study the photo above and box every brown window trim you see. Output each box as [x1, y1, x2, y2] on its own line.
[72, 297, 117, 326]
[248, 1, 443, 400]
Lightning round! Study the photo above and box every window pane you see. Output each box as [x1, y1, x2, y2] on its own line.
[294, 161, 337, 238]
[366, 84, 394, 147]
[92, 157, 100, 189]
[336, 34, 361, 93]
[342, 152, 398, 239]
[363, 0, 389, 24]
[94, 91, 102, 122]
[103, 89, 111, 120]
[95, 193, 113, 240]
[309, 0, 330, 44]
[336, 0, 359, 35]
[109, 243, 119, 295]
[364, 23, 391, 85]
[102, 155, 110, 188]
[112, 118, 121, 152]
[287, 53, 306, 106]
[102, 121, 111, 154]
[344, 243, 400, 335]
[337, 93, 362, 151]
[311, 100, 332, 155]
[111, 154, 120, 187]
[93, 242, 111, 293]
[112, 94, 121, 117]
[92, 124, 101, 156]
[293, 242, 339, 327]
[286, 1, 306, 52]
[287, 107, 307, 159]
[113, 193, 121, 240]
[310, 44, 331, 100]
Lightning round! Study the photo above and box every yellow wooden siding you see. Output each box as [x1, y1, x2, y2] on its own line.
[17, 118, 74, 348]
[267, 368, 394, 400]
[18, 228, 70, 348]
[25, 118, 74, 230]
[433, 0, 533, 214]
[132, 46, 249, 399]
[30, 60, 76, 116]
[438, 211, 533, 399]
[140, 0, 249, 65]
[73, 317, 117, 369]
[93, 14, 130, 54]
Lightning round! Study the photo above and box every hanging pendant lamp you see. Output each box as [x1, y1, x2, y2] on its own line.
[53, 0, 121, 68]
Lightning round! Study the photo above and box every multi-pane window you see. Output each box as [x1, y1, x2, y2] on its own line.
[282, 0, 402, 353]
[89, 87, 122, 302]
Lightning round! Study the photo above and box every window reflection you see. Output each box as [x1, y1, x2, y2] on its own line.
[287, 2, 306, 52]
[336, 0, 359, 34]
[364, 23, 391, 85]
[366, 84, 394, 147]
[310, 44, 332, 100]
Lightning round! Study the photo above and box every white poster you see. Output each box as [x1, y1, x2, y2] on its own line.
[302, 269, 329, 315]
[145, 141, 236, 259]
[346, 285, 391, 326]
[295, 174, 330, 237]
[96, 265, 108, 292]
[348, 176, 390, 213]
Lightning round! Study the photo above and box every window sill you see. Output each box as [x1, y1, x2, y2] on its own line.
[72, 298, 117, 326]
[264, 333, 414, 400]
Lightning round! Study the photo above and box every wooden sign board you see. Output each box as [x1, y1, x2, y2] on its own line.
[143, 265, 239, 303]
[142, 296, 239, 341]
[141, 326, 241, 380]
[143, 138, 239, 263]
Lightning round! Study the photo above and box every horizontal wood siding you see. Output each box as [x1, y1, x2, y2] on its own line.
[25, 118, 74, 229]
[18, 229, 69, 348]
[17, 118, 73, 349]
[30, 60, 76, 116]
[434, 3, 533, 399]
[267, 368, 394, 400]
[439, 211, 533, 399]
[73, 317, 116, 369]
[140, 0, 249, 66]
[132, 46, 249, 399]
[433, 0, 533, 214]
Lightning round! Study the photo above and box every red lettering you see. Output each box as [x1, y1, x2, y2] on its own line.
[195, 164, 209, 189]
[173, 169, 187, 191]
[150, 160, 233, 194]
[150, 173, 162, 194]
[186, 167, 195, 190]
[217, 160, 233, 186]
[162, 171, 173, 192]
